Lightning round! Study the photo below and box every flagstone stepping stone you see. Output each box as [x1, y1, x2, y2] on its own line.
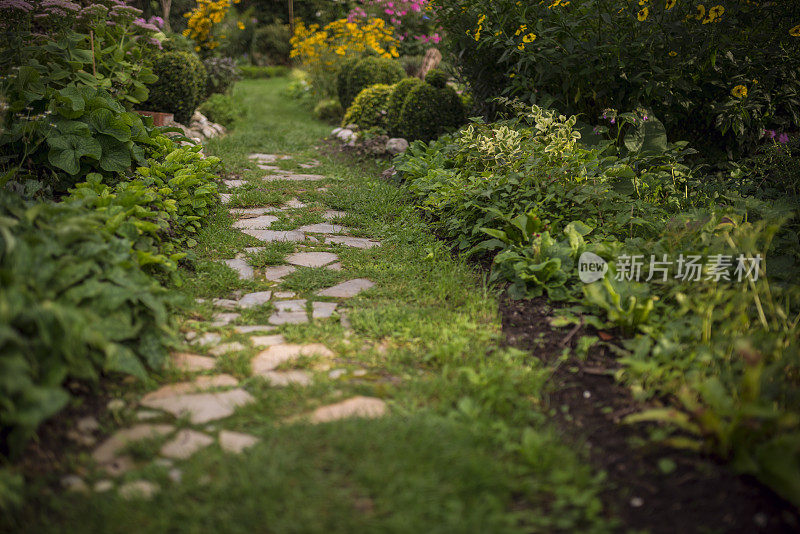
[312, 302, 338, 319]
[61, 475, 89, 493]
[232, 215, 279, 230]
[94, 480, 114, 493]
[92, 424, 175, 465]
[317, 279, 375, 298]
[269, 311, 308, 325]
[104, 456, 136, 477]
[238, 291, 272, 308]
[322, 210, 347, 220]
[171, 352, 216, 372]
[209, 342, 246, 356]
[284, 199, 306, 208]
[141, 375, 239, 403]
[273, 291, 296, 298]
[141, 389, 255, 424]
[251, 343, 334, 374]
[250, 334, 285, 347]
[160, 429, 214, 460]
[211, 312, 240, 327]
[212, 298, 239, 309]
[262, 173, 326, 182]
[136, 410, 162, 421]
[274, 299, 306, 312]
[297, 223, 350, 234]
[259, 370, 312, 386]
[223, 179, 246, 188]
[249, 153, 291, 163]
[326, 262, 343, 271]
[220, 193, 232, 204]
[119, 480, 160, 500]
[219, 430, 259, 454]
[309, 396, 387, 423]
[257, 164, 281, 171]
[192, 332, 222, 346]
[324, 236, 381, 249]
[285, 251, 339, 267]
[328, 369, 347, 380]
[299, 160, 320, 169]
[242, 229, 306, 242]
[229, 207, 281, 217]
[234, 325, 276, 334]
[222, 258, 254, 280]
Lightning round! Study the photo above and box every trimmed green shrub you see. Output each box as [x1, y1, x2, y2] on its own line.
[238, 65, 290, 79]
[337, 56, 405, 109]
[386, 77, 424, 136]
[144, 51, 208, 124]
[251, 23, 292, 66]
[203, 57, 240, 97]
[198, 93, 244, 128]
[397, 83, 466, 142]
[313, 98, 344, 123]
[341, 84, 394, 131]
[424, 69, 449, 89]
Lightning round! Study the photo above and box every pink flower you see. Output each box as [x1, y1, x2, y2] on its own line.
[432, 33, 441, 43]
[779, 133, 789, 144]
[411, 3, 421, 12]
[385, 8, 393, 15]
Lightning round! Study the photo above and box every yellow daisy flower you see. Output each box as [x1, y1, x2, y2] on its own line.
[695, 4, 705, 20]
[638, 7, 649, 21]
[790, 24, 800, 37]
[523, 33, 537, 43]
[237, 21, 245, 30]
[731, 85, 748, 98]
[666, 0, 676, 9]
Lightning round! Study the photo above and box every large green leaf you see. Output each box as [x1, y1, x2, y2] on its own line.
[97, 134, 131, 173]
[87, 108, 131, 142]
[47, 134, 102, 175]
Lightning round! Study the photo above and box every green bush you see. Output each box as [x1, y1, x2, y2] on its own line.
[202, 57, 240, 97]
[238, 65, 290, 79]
[385, 77, 424, 136]
[313, 98, 344, 123]
[336, 56, 405, 109]
[143, 51, 208, 124]
[424, 69, 449, 89]
[198, 93, 244, 128]
[341, 84, 394, 130]
[251, 23, 292, 66]
[397, 82, 466, 142]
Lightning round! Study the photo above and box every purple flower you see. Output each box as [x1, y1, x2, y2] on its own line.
[147, 15, 164, 28]
[41, 0, 80, 12]
[778, 133, 789, 144]
[765, 129, 776, 139]
[0, 0, 34, 12]
[132, 18, 159, 32]
[610, 118, 615, 124]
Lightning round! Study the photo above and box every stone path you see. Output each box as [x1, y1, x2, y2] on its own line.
[67, 153, 387, 499]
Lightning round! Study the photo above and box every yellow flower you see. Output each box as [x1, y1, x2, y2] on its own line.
[515, 24, 527, 36]
[509, 73, 516, 78]
[666, 0, 676, 9]
[523, 33, 537, 43]
[517, 43, 525, 50]
[237, 21, 245, 30]
[790, 24, 800, 37]
[694, 4, 705, 20]
[669, 51, 677, 56]
[731, 85, 748, 98]
[709, 5, 723, 18]
[639, 0, 647, 5]
[637, 7, 649, 21]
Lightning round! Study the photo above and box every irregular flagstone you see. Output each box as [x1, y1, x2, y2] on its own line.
[223, 179, 246, 188]
[160, 429, 214, 460]
[208, 342, 246, 356]
[326, 262, 343, 271]
[309, 396, 387, 423]
[242, 229, 306, 242]
[141, 375, 239, 403]
[312, 301, 338, 319]
[273, 291, 296, 298]
[274, 299, 306, 312]
[299, 159, 320, 169]
[222, 258, 254, 280]
[192, 332, 222, 346]
[283, 199, 306, 209]
[220, 193, 232, 204]
[219, 430, 259, 454]
[250, 334, 286, 347]
[249, 153, 291, 163]
[244, 246, 266, 253]
[104, 456, 135, 477]
[92, 424, 175, 464]
[141, 389, 255, 424]
[269, 311, 308, 325]
[317, 279, 375, 298]
[296, 223, 350, 234]
[322, 210, 347, 220]
[232, 215, 279, 230]
[324, 236, 381, 249]
[262, 265, 296, 281]
[234, 325, 276, 334]
[257, 164, 281, 171]
[285, 251, 338, 267]
[229, 207, 281, 217]
[262, 173, 326, 182]
[171, 352, 216, 372]
[260, 370, 312, 387]
[211, 312, 240, 327]
[118, 480, 160, 500]
[251, 343, 334, 374]
[212, 298, 239, 309]
[238, 291, 272, 308]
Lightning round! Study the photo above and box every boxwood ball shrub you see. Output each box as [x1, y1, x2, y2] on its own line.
[337, 56, 405, 109]
[144, 51, 208, 124]
[397, 82, 466, 142]
[386, 77, 424, 136]
[341, 84, 394, 130]
[424, 69, 449, 89]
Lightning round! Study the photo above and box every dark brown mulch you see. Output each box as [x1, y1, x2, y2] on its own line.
[500, 295, 799, 534]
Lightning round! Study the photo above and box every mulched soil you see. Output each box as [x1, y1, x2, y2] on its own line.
[500, 295, 800, 534]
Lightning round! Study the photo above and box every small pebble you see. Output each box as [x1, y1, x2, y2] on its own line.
[106, 399, 125, 412]
[630, 497, 644, 508]
[583, 390, 592, 399]
[61, 475, 88, 493]
[94, 480, 114, 493]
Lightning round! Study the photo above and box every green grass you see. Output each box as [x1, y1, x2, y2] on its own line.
[2, 78, 616, 534]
